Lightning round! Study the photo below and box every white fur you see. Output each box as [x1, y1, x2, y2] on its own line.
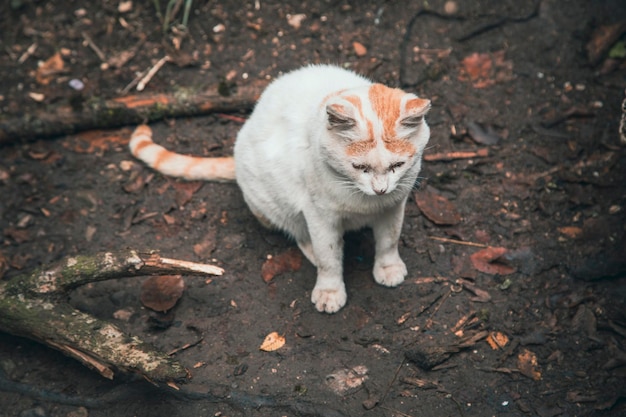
[234, 65, 430, 313]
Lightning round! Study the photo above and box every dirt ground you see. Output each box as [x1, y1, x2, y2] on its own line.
[1, 0, 626, 416]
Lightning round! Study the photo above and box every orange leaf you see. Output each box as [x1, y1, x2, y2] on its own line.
[36, 52, 65, 85]
[470, 247, 516, 275]
[261, 247, 302, 283]
[459, 50, 513, 88]
[353, 41, 367, 57]
[517, 349, 542, 380]
[259, 331, 285, 352]
[486, 331, 509, 350]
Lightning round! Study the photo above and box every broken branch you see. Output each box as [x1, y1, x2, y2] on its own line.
[0, 79, 268, 144]
[0, 249, 223, 384]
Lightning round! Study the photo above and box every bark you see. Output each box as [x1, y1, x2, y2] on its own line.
[0, 249, 224, 385]
[0, 80, 268, 144]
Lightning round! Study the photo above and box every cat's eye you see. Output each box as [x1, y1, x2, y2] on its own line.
[389, 162, 405, 173]
[352, 163, 371, 173]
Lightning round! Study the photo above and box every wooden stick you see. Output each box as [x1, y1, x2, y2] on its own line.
[428, 236, 489, 248]
[137, 56, 171, 91]
[423, 148, 489, 162]
[82, 31, 107, 61]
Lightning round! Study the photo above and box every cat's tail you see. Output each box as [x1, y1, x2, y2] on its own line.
[129, 125, 236, 182]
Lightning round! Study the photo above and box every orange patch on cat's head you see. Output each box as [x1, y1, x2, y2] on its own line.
[368, 83, 416, 156]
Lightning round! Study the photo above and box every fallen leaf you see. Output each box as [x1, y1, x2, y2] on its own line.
[414, 187, 461, 226]
[261, 247, 302, 283]
[170, 180, 203, 207]
[517, 349, 542, 380]
[36, 52, 65, 85]
[470, 247, 516, 275]
[140, 275, 185, 312]
[353, 41, 367, 57]
[486, 331, 510, 350]
[259, 331, 285, 352]
[458, 50, 513, 88]
[586, 21, 626, 65]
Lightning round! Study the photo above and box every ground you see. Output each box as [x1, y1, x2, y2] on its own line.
[1, 0, 626, 416]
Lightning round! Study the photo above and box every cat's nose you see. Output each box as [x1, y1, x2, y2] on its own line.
[374, 188, 387, 195]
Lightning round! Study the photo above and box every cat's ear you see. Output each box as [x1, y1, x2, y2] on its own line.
[326, 104, 356, 131]
[400, 98, 431, 128]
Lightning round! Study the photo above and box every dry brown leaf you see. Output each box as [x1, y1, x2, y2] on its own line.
[517, 349, 541, 380]
[259, 331, 285, 352]
[140, 275, 185, 312]
[486, 331, 509, 350]
[459, 50, 513, 88]
[470, 247, 516, 275]
[414, 187, 461, 226]
[261, 247, 302, 283]
[36, 52, 65, 85]
[170, 180, 203, 207]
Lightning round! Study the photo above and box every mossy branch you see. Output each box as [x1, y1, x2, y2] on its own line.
[0, 80, 268, 144]
[0, 249, 224, 385]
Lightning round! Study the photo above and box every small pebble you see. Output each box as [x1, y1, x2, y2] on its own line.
[69, 79, 84, 91]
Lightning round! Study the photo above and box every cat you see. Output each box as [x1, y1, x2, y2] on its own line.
[129, 64, 431, 313]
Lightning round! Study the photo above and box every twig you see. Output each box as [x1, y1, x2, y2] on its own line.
[167, 337, 204, 356]
[428, 236, 489, 248]
[423, 148, 489, 162]
[149, 255, 224, 276]
[82, 31, 107, 62]
[17, 42, 38, 64]
[137, 56, 171, 91]
[121, 68, 149, 95]
[379, 357, 406, 405]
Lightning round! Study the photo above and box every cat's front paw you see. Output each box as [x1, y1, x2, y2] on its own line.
[373, 259, 407, 287]
[311, 284, 347, 313]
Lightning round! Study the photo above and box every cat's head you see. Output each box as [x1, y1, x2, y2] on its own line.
[322, 84, 431, 197]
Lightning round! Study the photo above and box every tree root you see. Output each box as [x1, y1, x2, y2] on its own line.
[0, 249, 224, 385]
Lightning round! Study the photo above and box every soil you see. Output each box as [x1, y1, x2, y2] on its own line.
[1, 0, 626, 416]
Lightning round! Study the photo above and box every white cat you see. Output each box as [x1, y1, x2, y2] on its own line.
[130, 65, 431, 313]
